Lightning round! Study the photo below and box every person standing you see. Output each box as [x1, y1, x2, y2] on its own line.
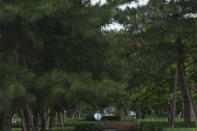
[94, 110, 102, 121]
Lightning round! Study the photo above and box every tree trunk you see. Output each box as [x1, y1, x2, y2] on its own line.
[127, 107, 131, 117]
[177, 38, 191, 127]
[170, 65, 178, 127]
[27, 105, 36, 131]
[40, 111, 46, 131]
[136, 104, 139, 119]
[2, 108, 12, 131]
[60, 112, 64, 129]
[45, 108, 51, 129]
[64, 111, 67, 121]
[33, 111, 39, 131]
[179, 64, 191, 127]
[21, 110, 28, 131]
[191, 104, 197, 127]
[120, 108, 125, 117]
[54, 112, 59, 125]
[180, 65, 197, 127]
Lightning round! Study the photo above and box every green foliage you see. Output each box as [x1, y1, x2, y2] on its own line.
[1, 0, 197, 129]
[71, 121, 103, 131]
[46, 127, 76, 131]
[113, 0, 197, 121]
[163, 128, 197, 131]
[11, 127, 76, 131]
[0, 0, 117, 129]
[139, 121, 196, 131]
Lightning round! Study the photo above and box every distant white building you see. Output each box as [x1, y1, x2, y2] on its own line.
[184, 13, 197, 18]
[103, 106, 115, 116]
[130, 111, 136, 116]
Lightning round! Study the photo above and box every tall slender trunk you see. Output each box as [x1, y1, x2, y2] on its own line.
[64, 111, 67, 121]
[2, 108, 12, 131]
[33, 111, 39, 131]
[120, 108, 125, 117]
[45, 108, 51, 129]
[21, 110, 28, 131]
[27, 105, 36, 131]
[40, 111, 46, 131]
[170, 65, 178, 127]
[127, 107, 131, 117]
[177, 38, 191, 127]
[54, 112, 59, 125]
[60, 112, 64, 129]
[179, 64, 191, 127]
[191, 104, 197, 127]
[180, 65, 197, 127]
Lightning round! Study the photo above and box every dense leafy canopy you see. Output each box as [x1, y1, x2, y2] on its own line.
[0, 0, 197, 130]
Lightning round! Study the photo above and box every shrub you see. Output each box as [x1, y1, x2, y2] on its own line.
[64, 121, 103, 131]
[12, 121, 22, 128]
[85, 116, 95, 121]
[86, 116, 121, 121]
[138, 121, 195, 131]
[46, 126, 75, 131]
[12, 127, 75, 131]
[102, 116, 121, 121]
[12, 128, 22, 131]
[163, 128, 197, 131]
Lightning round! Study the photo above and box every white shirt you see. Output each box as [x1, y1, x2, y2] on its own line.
[94, 113, 102, 120]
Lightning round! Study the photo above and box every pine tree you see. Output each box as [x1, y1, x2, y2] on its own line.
[115, 0, 197, 127]
[0, 0, 115, 130]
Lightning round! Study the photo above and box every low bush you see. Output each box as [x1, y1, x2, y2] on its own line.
[138, 121, 195, 131]
[102, 116, 121, 121]
[65, 121, 103, 131]
[12, 128, 22, 131]
[11, 119, 102, 131]
[12, 127, 75, 131]
[163, 128, 197, 131]
[12, 121, 22, 128]
[85, 116, 95, 121]
[46, 126, 75, 131]
[86, 115, 121, 121]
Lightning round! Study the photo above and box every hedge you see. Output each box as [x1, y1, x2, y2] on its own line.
[46, 127, 75, 131]
[64, 121, 103, 131]
[86, 116, 121, 121]
[163, 128, 197, 131]
[12, 127, 75, 131]
[11, 119, 103, 131]
[138, 121, 195, 131]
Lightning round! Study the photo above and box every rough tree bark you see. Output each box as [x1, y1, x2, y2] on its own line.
[170, 65, 178, 127]
[21, 110, 28, 131]
[177, 38, 191, 127]
[180, 65, 197, 127]
[2, 108, 12, 131]
[179, 65, 191, 127]
[45, 108, 51, 129]
[27, 105, 37, 131]
[33, 111, 39, 131]
[40, 111, 46, 131]
[54, 112, 59, 125]
[64, 111, 67, 121]
[60, 112, 64, 129]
